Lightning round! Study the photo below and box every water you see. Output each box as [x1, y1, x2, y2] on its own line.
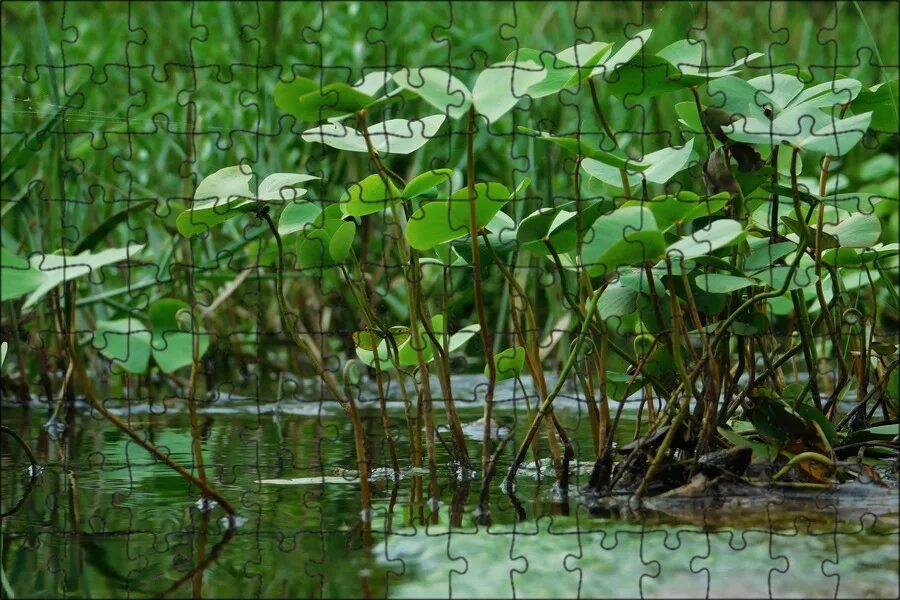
[1, 377, 897, 598]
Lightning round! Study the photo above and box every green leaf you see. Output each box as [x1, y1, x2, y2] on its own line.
[300, 121, 369, 152]
[844, 424, 899, 445]
[750, 398, 808, 446]
[23, 244, 145, 310]
[581, 140, 695, 189]
[278, 202, 321, 237]
[1, 247, 45, 302]
[744, 239, 797, 271]
[706, 76, 770, 120]
[746, 73, 804, 111]
[674, 100, 703, 131]
[729, 311, 770, 336]
[790, 78, 862, 110]
[516, 199, 609, 255]
[445, 322, 480, 354]
[717, 426, 778, 462]
[488, 346, 526, 381]
[750, 264, 819, 291]
[694, 273, 755, 293]
[295, 82, 374, 122]
[822, 213, 882, 248]
[795, 404, 837, 446]
[354, 327, 410, 368]
[723, 108, 872, 156]
[93, 318, 152, 374]
[665, 219, 746, 263]
[471, 60, 546, 123]
[852, 79, 899, 132]
[403, 168, 453, 199]
[590, 29, 653, 79]
[368, 115, 447, 154]
[149, 299, 209, 373]
[297, 223, 340, 270]
[518, 127, 635, 170]
[508, 43, 610, 99]
[625, 192, 729, 232]
[274, 77, 320, 121]
[302, 115, 445, 154]
[257, 173, 319, 202]
[0, 341, 6, 369]
[392, 68, 472, 119]
[328, 220, 356, 263]
[177, 166, 254, 237]
[177, 168, 319, 237]
[405, 182, 511, 250]
[607, 39, 762, 100]
[583, 206, 665, 277]
[341, 174, 402, 217]
[598, 280, 638, 319]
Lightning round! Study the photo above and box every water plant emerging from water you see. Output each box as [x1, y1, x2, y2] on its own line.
[2, 28, 898, 534]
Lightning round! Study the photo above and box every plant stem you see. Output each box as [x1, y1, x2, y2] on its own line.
[504, 287, 602, 487]
[357, 109, 465, 474]
[467, 106, 498, 512]
[258, 210, 349, 409]
[341, 265, 400, 474]
[771, 451, 834, 481]
[587, 77, 631, 197]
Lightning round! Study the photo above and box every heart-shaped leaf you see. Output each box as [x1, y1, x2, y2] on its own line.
[472, 60, 546, 124]
[392, 68, 472, 119]
[341, 174, 402, 217]
[507, 43, 610, 99]
[583, 206, 666, 276]
[590, 29, 653, 80]
[852, 79, 899, 132]
[149, 299, 210, 373]
[516, 200, 609, 255]
[93, 318, 152, 374]
[257, 173, 319, 202]
[723, 107, 872, 156]
[328, 220, 356, 263]
[278, 202, 321, 237]
[406, 182, 511, 250]
[178, 167, 318, 237]
[665, 219, 746, 262]
[608, 39, 762, 99]
[403, 168, 454, 199]
[294, 82, 375, 122]
[581, 139, 695, 189]
[488, 346, 526, 381]
[822, 212, 882, 248]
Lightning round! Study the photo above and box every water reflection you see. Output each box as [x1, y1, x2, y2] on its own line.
[0, 391, 897, 599]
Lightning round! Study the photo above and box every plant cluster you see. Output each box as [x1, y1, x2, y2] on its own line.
[2, 31, 898, 518]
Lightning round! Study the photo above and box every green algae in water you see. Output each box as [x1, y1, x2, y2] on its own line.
[374, 517, 899, 599]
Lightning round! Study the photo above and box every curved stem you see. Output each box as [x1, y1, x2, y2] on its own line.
[258, 209, 348, 409]
[772, 452, 834, 481]
[587, 77, 631, 197]
[504, 287, 602, 487]
[0, 425, 38, 472]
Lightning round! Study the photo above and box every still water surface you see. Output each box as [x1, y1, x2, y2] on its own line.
[1, 376, 897, 598]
